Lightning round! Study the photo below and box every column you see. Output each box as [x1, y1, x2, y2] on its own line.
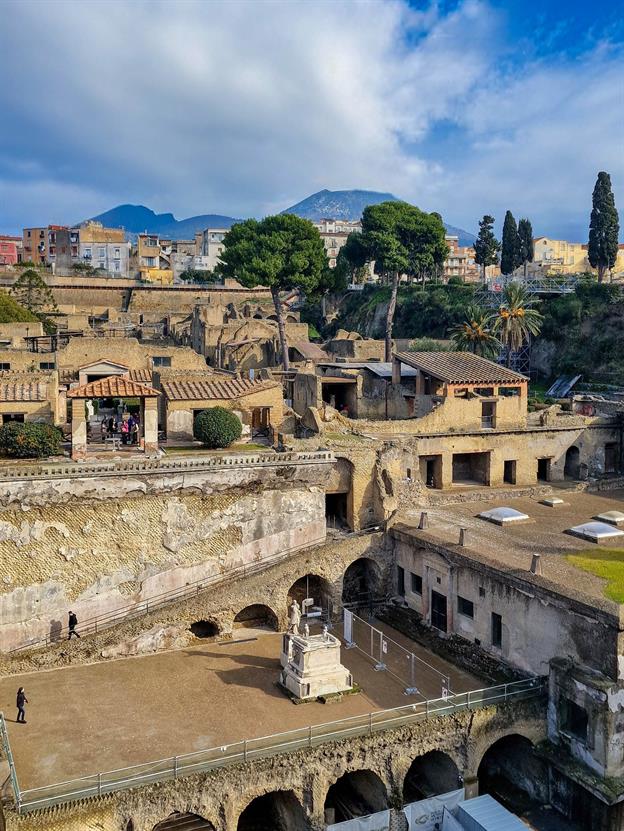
[143, 397, 159, 454]
[71, 400, 88, 461]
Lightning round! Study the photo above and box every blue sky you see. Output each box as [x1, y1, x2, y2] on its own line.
[1, 0, 622, 240]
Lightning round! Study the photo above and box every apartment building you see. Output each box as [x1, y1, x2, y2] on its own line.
[313, 218, 362, 268]
[135, 233, 173, 284]
[443, 236, 481, 282]
[0, 235, 22, 265]
[78, 221, 130, 276]
[533, 236, 624, 276]
[197, 227, 229, 271]
[22, 226, 51, 264]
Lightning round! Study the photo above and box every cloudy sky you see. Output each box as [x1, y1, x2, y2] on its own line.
[1, 0, 623, 239]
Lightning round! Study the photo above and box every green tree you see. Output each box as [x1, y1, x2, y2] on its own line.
[193, 407, 242, 448]
[0, 422, 62, 458]
[0, 293, 39, 324]
[348, 201, 447, 361]
[179, 268, 219, 284]
[11, 268, 58, 324]
[493, 284, 543, 365]
[449, 306, 500, 359]
[517, 218, 534, 278]
[588, 171, 620, 282]
[500, 211, 521, 276]
[215, 214, 327, 370]
[473, 215, 500, 281]
[334, 233, 369, 286]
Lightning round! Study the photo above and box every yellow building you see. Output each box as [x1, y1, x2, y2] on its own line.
[135, 234, 174, 284]
[533, 237, 624, 276]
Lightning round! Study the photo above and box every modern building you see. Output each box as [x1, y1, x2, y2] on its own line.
[532, 236, 624, 276]
[77, 221, 130, 276]
[22, 226, 51, 264]
[443, 236, 481, 281]
[135, 233, 174, 284]
[0, 235, 22, 265]
[196, 228, 229, 272]
[312, 218, 362, 268]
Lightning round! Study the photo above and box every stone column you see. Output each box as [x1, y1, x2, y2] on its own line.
[71, 400, 87, 461]
[143, 397, 159, 454]
[463, 775, 479, 799]
[440, 451, 453, 490]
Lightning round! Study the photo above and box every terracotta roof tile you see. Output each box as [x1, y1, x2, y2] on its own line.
[393, 351, 528, 384]
[161, 377, 280, 402]
[67, 376, 159, 398]
[0, 381, 48, 402]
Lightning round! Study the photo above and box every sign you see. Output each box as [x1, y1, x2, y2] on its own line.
[403, 789, 465, 831]
[328, 809, 391, 831]
[344, 608, 353, 645]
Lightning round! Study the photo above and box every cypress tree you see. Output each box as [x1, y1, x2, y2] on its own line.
[473, 215, 500, 281]
[588, 171, 619, 282]
[518, 218, 534, 277]
[501, 211, 521, 275]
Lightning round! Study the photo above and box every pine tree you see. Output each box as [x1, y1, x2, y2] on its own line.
[500, 211, 521, 276]
[588, 171, 619, 282]
[517, 218, 534, 278]
[473, 215, 500, 281]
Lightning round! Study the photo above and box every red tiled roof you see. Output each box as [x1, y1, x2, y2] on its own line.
[161, 377, 279, 402]
[67, 376, 159, 398]
[394, 351, 528, 384]
[0, 382, 48, 402]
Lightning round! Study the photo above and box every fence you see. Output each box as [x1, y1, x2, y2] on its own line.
[0, 677, 544, 814]
[343, 612, 451, 697]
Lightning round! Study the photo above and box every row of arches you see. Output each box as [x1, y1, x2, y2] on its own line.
[186, 558, 384, 640]
[148, 735, 545, 830]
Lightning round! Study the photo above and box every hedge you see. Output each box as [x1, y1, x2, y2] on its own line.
[193, 407, 242, 449]
[0, 422, 62, 458]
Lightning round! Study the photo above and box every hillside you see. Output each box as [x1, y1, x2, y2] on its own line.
[283, 189, 476, 246]
[84, 205, 239, 239]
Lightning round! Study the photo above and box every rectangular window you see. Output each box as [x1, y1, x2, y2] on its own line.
[411, 573, 422, 594]
[491, 612, 502, 648]
[561, 698, 588, 742]
[458, 596, 474, 618]
[39, 362, 55, 370]
[114, 262, 120, 272]
[397, 565, 405, 596]
[152, 356, 172, 367]
[0, 362, 10, 371]
[2, 413, 24, 423]
[84, 248, 92, 258]
[98, 247, 105, 258]
[114, 248, 121, 259]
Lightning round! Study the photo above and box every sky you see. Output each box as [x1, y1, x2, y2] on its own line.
[1, 0, 623, 240]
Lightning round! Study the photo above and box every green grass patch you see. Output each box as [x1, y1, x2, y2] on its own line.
[566, 549, 624, 602]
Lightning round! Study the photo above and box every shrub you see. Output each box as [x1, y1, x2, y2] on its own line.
[193, 407, 242, 449]
[0, 422, 62, 458]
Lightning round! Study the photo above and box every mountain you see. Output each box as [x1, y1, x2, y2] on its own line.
[283, 189, 475, 247]
[84, 204, 239, 240]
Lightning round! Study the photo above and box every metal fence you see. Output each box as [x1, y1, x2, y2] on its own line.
[344, 613, 451, 697]
[0, 677, 544, 814]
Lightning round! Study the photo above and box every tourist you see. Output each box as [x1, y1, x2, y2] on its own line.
[100, 418, 107, 442]
[16, 687, 28, 724]
[131, 420, 139, 445]
[107, 416, 115, 437]
[68, 610, 80, 640]
[121, 419, 129, 446]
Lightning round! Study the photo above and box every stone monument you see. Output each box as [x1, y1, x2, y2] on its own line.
[280, 601, 353, 701]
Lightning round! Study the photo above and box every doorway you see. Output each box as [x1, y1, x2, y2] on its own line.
[503, 460, 517, 485]
[431, 591, 447, 633]
[537, 457, 550, 482]
[564, 446, 580, 479]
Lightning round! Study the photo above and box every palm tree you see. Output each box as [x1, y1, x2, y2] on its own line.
[449, 306, 500, 360]
[493, 284, 543, 365]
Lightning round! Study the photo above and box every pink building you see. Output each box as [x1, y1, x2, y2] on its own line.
[0, 236, 21, 265]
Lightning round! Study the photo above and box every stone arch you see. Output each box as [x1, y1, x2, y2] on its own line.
[403, 750, 462, 802]
[324, 769, 389, 825]
[564, 445, 581, 479]
[153, 812, 216, 830]
[189, 619, 221, 638]
[287, 574, 334, 616]
[233, 603, 279, 631]
[341, 557, 382, 606]
[477, 733, 548, 811]
[237, 789, 309, 830]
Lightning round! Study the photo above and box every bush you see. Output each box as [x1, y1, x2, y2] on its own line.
[0, 422, 62, 458]
[193, 407, 242, 448]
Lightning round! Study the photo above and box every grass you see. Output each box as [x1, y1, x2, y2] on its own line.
[566, 549, 624, 603]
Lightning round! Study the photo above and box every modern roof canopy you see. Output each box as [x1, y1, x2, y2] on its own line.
[67, 376, 160, 399]
[393, 351, 528, 385]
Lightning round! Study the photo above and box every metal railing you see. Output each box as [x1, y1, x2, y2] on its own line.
[0, 713, 20, 806]
[1, 677, 544, 814]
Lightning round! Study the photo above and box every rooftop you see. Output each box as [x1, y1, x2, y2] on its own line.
[394, 351, 528, 385]
[161, 377, 279, 401]
[0, 380, 49, 402]
[396, 488, 624, 611]
[0, 620, 478, 791]
[67, 376, 159, 399]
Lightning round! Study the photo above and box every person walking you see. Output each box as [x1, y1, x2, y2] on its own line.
[68, 611, 80, 639]
[100, 417, 107, 443]
[16, 687, 28, 724]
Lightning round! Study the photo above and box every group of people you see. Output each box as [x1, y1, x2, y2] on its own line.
[15, 611, 80, 724]
[100, 414, 140, 445]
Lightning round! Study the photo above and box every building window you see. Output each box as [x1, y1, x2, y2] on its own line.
[114, 248, 121, 259]
[114, 262, 120, 272]
[98, 247, 105, 258]
[411, 573, 422, 594]
[458, 596, 474, 619]
[561, 698, 588, 742]
[397, 565, 405, 596]
[491, 612, 502, 648]
[479, 587, 485, 598]
[39, 362, 55, 370]
[84, 248, 92, 259]
[152, 356, 172, 367]
[145, 257, 156, 267]
[2, 413, 24, 423]
[0, 363, 10, 371]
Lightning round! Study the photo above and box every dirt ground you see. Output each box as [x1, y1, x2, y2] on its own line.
[0, 619, 478, 791]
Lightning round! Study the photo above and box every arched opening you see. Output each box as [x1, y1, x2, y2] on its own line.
[125, 821, 134, 831]
[153, 813, 215, 830]
[190, 620, 220, 639]
[342, 558, 381, 607]
[478, 734, 548, 814]
[564, 445, 581, 479]
[233, 604, 278, 631]
[324, 770, 389, 825]
[403, 751, 461, 802]
[287, 574, 333, 618]
[237, 790, 309, 831]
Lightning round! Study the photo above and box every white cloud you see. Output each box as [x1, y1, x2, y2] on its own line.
[0, 0, 622, 239]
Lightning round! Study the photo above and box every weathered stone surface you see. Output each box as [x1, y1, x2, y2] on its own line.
[100, 624, 192, 658]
